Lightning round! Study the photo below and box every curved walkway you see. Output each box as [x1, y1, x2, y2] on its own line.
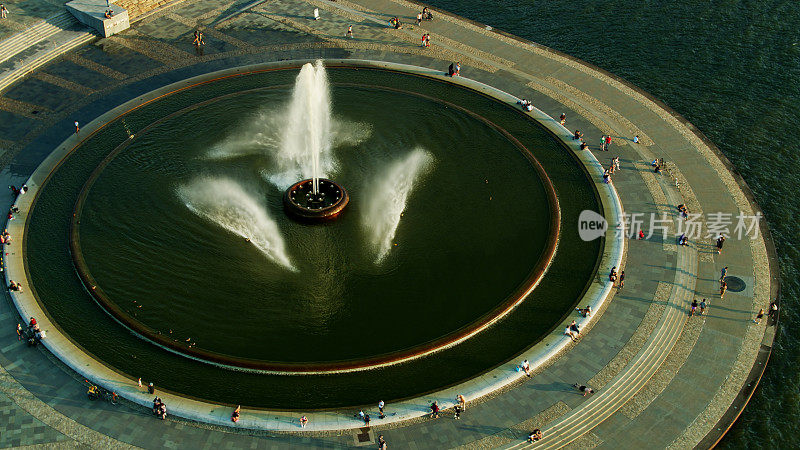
[0, 0, 778, 447]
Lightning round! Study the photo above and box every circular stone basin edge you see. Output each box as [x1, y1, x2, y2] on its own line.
[7, 58, 624, 431]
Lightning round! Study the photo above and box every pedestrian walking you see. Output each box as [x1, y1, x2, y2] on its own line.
[716, 235, 725, 254]
[192, 30, 204, 46]
[605, 134, 612, 150]
[455, 61, 461, 76]
[16, 323, 22, 340]
[74, 121, 80, 133]
[457, 394, 466, 410]
[619, 270, 625, 288]
[363, 413, 370, 426]
[138, 377, 142, 388]
[613, 156, 621, 171]
[378, 435, 387, 450]
[600, 136, 606, 151]
[638, 229, 645, 240]
[720, 280, 727, 299]
[346, 25, 353, 38]
[424, 33, 430, 47]
[690, 298, 697, 316]
[573, 383, 594, 396]
[720, 266, 728, 282]
[754, 308, 764, 324]
[378, 400, 385, 418]
[1, 4, 8, 19]
[699, 299, 706, 315]
[417, 12, 422, 25]
[148, 382, 155, 395]
[313, 7, 319, 20]
[560, 113, 566, 125]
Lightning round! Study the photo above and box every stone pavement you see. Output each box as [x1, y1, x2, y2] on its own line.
[0, 0, 778, 448]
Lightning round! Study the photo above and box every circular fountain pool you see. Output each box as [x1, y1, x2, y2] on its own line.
[26, 64, 601, 407]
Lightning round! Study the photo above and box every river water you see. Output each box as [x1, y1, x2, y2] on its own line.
[426, 0, 800, 447]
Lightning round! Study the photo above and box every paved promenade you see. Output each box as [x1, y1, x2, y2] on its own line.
[0, 0, 778, 448]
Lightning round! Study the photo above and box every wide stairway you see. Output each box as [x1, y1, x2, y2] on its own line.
[0, 11, 79, 64]
[0, 10, 95, 93]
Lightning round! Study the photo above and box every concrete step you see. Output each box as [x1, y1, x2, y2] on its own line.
[0, 29, 96, 94]
[0, 11, 79, 64]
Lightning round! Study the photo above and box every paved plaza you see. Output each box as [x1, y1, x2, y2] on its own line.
[0, 0, 779, 448]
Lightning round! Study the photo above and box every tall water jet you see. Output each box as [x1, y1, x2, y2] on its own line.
[282, 60, 349, 221]
[204, 106, 372, 163]
[364, 148, 433, 262]
[178, 177, 296, 271]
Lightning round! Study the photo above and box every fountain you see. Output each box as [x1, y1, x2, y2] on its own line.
[178, 177, 296, 271]
[281, 61, 349, 221]
[29, 63, 583, 407]
[364, 148, 433, 262]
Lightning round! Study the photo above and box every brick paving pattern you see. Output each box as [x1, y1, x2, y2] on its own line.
[0, 0, 777, 448]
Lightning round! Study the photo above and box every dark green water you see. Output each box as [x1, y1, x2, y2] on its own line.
[27, 68, 601, 407]
[425, 0, 800, 446]
[77, 84, 551, 364]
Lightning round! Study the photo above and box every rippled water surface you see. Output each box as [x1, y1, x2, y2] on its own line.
[425, 0, 800, 446]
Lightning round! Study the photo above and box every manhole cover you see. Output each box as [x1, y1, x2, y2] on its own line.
[724, 276, 746, 292]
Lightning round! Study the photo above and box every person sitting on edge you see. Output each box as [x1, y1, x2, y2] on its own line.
[528, 429, 543, 442]
[573, 383, 595, 396]
[570, 320, 581, 336]
[565, 326, 578, 341]
[576, 305, 592, 317]
[231, 405, 240, 422]
[430, 401, 440, 418]
[520, 359, 531, 377]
